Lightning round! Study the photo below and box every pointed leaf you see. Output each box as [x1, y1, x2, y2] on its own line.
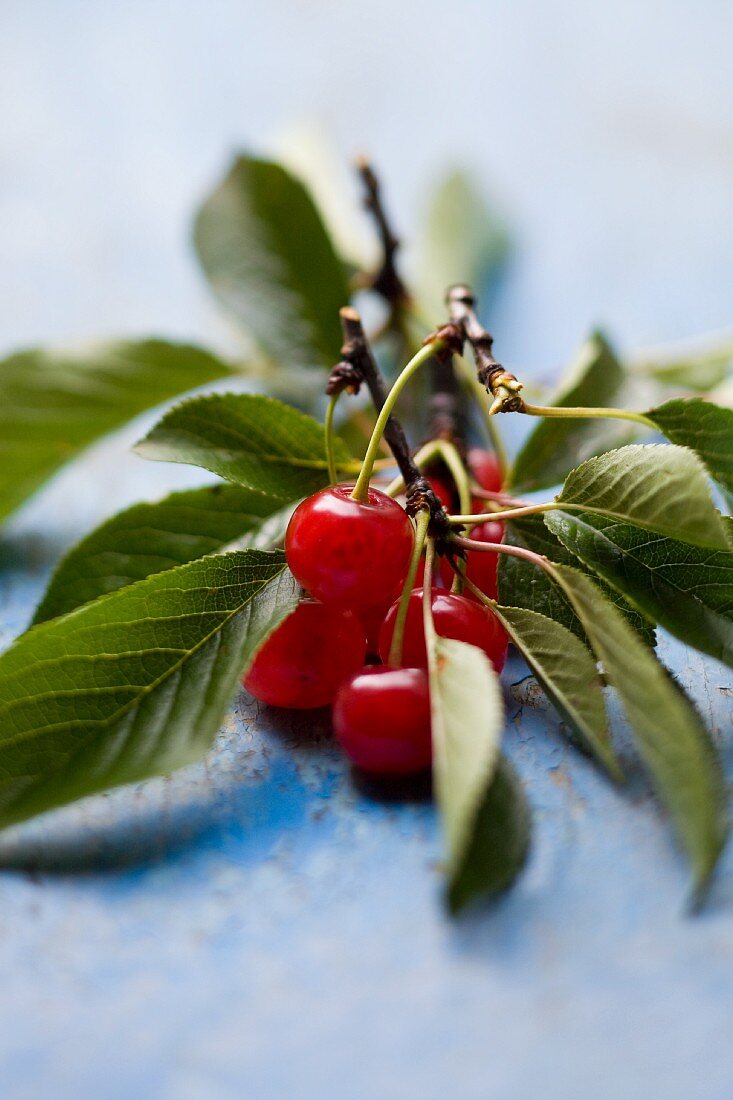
[495, 605, 619, 779]
[498, 514, 656, 647]
[510, 332, 633, 492]
[546, 511, 733, 670]
[428, 636, 529, 909]
[32, 483, 286, 625]
[193, 155, 349, 368]
[648, 398, 733, 505]
[0, 339, 233, 524]
[557, 444, 729, 550]
[0, 550, 298, 830]
[551, 565, 729, 897]
[446, 756, 531, 914]
[135, 392, 355, 501]
[417, 170, 510, 319]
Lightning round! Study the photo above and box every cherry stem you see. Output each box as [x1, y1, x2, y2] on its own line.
[452, 534, 550, 572]
[471, 487, 528, 507]
[448, 558, 497, 608]
[421, 538, 439, 679]
[448, 501, 555, 526]
[387, 509, 431, 668]
[351, 339, 445, 502]
[324, 391, 340, 487]
[521, 402, 655, 429]
[455, 355, 509, 480]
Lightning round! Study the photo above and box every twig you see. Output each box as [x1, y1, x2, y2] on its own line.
[446, 284, 525, 415]
[355, 157, 409, 312]
[331, 308, 450, 537]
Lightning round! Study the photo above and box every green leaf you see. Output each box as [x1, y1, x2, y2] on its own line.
[446, 756, 531, 914]
[416, 170, 510, 320]
[32, 483, 286, 625]
[135, 392, 355, 502]
[428, 636, 529, 910]
[0, 550, 298, 831]
[545, 511, 733, 670]
[0, 339, 233, 525]
[495, 605, 620, 779]
[550, 565, 729, 898]
[557, 444, 730, 550]
[193, 155, 349, 369]
[648, 398, 733, 507]
[498, 514, 656, 648]
[510, 332, 633, 492]
[633, 335, 733, 393]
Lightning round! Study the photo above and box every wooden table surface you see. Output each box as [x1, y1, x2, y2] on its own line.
[2, 3, 733, 1097]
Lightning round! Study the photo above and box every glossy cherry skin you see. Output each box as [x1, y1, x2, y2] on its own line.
[464, 519, 505, 602]
[244, 600, 366, 709]
[378, 588, 508, 673]
[467, 448, 503, 493]
[333, 666, 432, 775]
[285, 485, 414, 613]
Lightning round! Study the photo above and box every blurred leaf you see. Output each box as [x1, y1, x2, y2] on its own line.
[32, 483, 285, 625]
[552, 565, 729, 899]
[546, 511, 733, 670]
[417, 170, 510, 321]
[0, 339, 233, 525]
[558, 444, 730, 550]
[633, 334, 733, 393]
[496, 605, 620, 779]
[510, 332, 634, 492]
[0, 550, 298, 831]
[135, 392, 355, 501]
[194, 155, 349, 369]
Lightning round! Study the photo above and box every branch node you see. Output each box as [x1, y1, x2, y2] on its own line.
[446, 284, 525, 414]
[356, 158, 410, 311]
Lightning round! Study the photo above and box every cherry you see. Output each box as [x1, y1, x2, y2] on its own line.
[467, 448, 503, 494]
[378, 588, 508, 672]
[464, 519, 505, 602]
[415, 555, 450, 589]
[244, 600, 366, 709]
[333, 666, 432, 774]
[285, 485, 414, 614]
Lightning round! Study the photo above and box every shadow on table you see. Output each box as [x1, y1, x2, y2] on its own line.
[0, 698, 432, 878]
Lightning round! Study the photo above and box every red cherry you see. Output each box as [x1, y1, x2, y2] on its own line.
[359, 601, 392, 656]
[467, 448, 503, 493]
[415, 556, 451, 589]
[378, 588, 508, 672]
[464, 520, 505, 602]
[285, 485, 414, 613]
[333, 666, 432, 774]
[244, 600, 366, 709]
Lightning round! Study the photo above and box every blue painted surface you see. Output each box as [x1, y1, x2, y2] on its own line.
[1, 3, 733, 1098]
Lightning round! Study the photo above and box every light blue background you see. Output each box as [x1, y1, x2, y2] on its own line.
[1, 3, 733, 1098]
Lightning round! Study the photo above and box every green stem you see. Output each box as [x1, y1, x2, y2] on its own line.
[456, 356, 508, 480]
[422, 538, 438, 677]
[324, 391, 340, 487]
[435, 439, 472, 517]
[521, 402, 655, 430]
[448, 501, 555, 526]
[351, 340, 444, 502]
[387, 509, 431, 667]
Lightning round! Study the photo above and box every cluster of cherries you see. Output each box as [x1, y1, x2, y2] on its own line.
[244, 449, 508, 776]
